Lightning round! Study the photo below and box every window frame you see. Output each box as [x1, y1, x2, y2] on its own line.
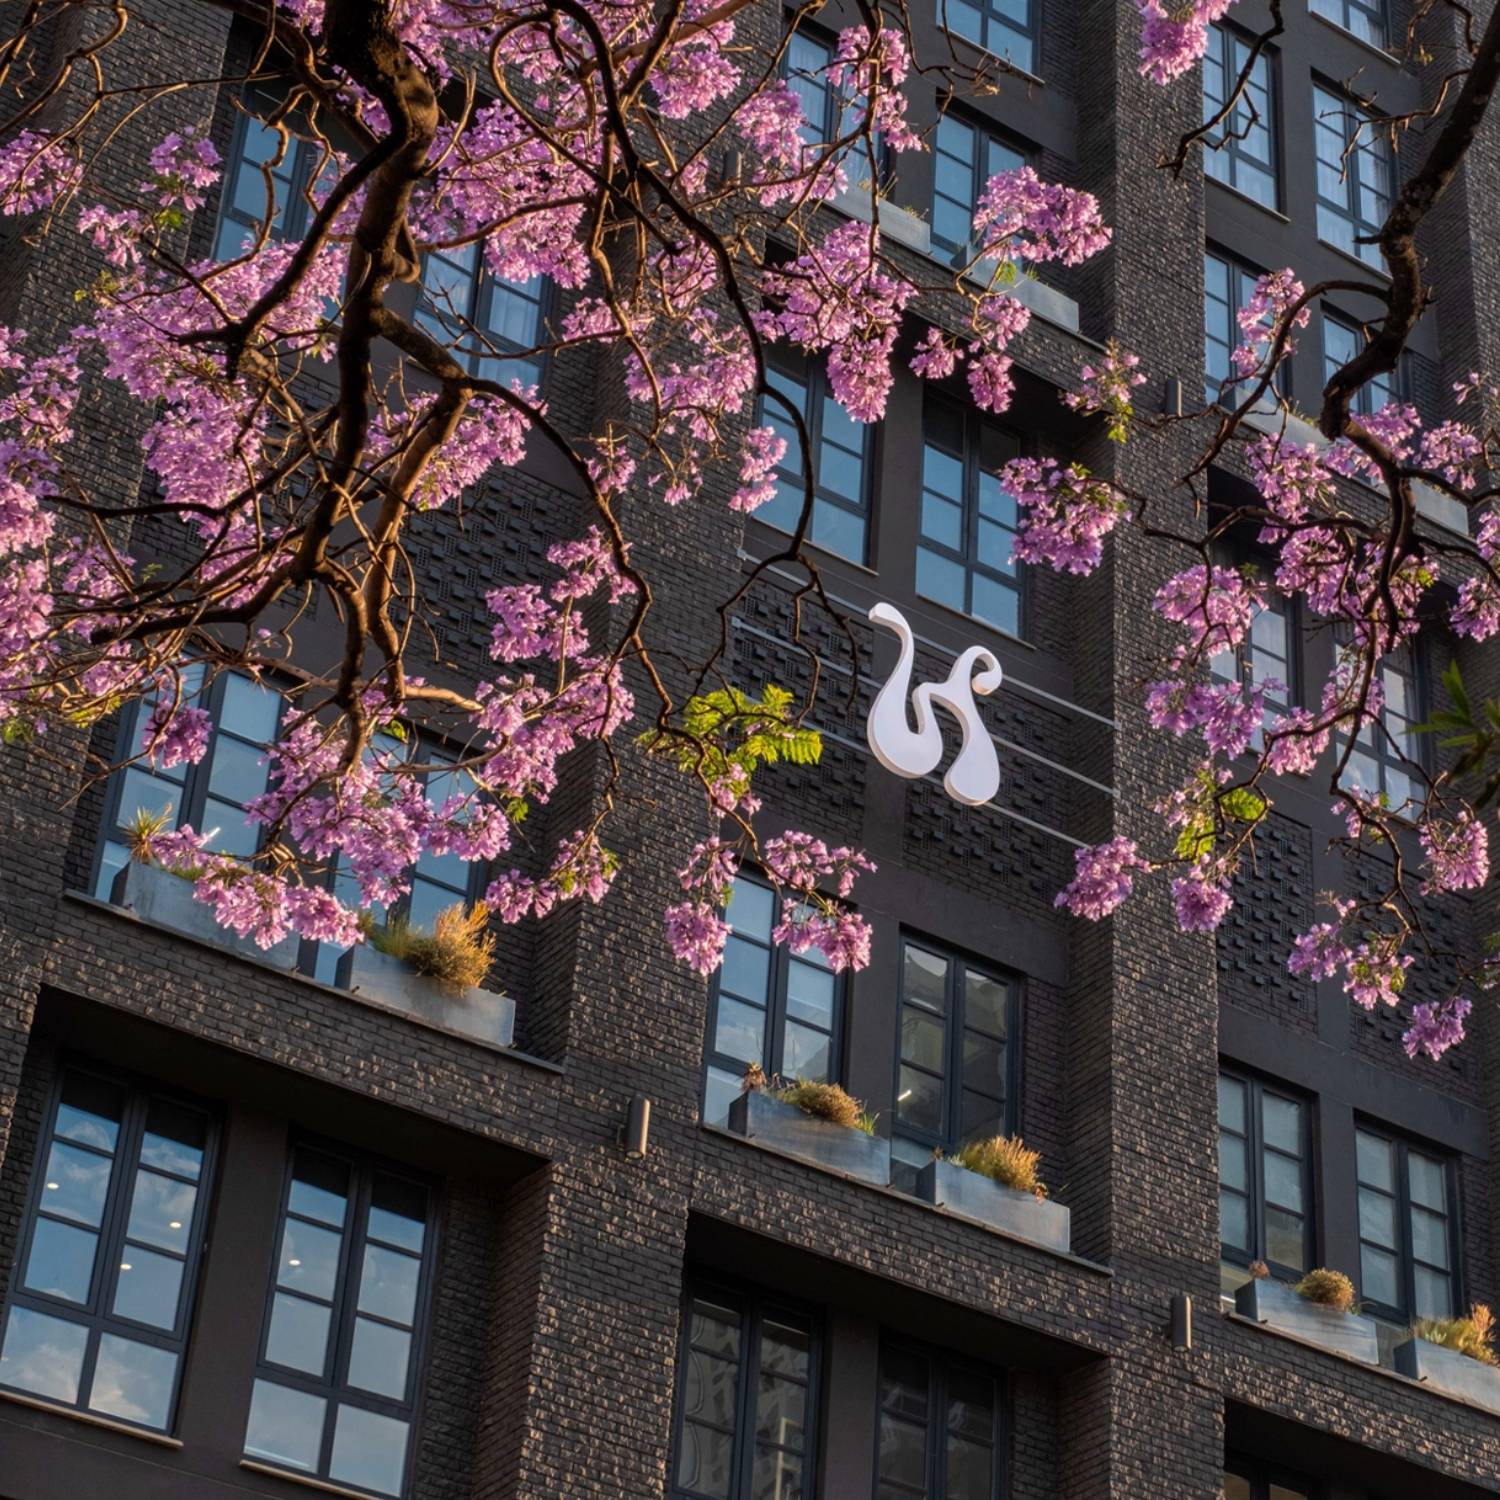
[935, 0, 1039, 76]
[1313, 81, 1395, 272]
[871, 1335, 1006, 1500]
[916, 390, 1026, 639]
[1204, 246, 1287, 407]
[1336, 634, 1429, 809]
[1208, 538, 1300, 729]
[1201, 22, 1281, 211]
[668, 1277, 823, 1500]
[928, 108, 1031, 263]
[245, 1138, 442, 1499]
[414, 242, 551, 389]
[1309, 0, 1388, 48]
[214, 93, 337, 259]
[0, 1059, 219, 1434]
[1224, 1453, 1319, 1500]
[1217, 1067, 1315, 1283]
[891, 934, 1021, 1166]
[703, 872, 849, 1119]
[1354, 1122, 1460, 1325]
[1320, 307, 1404, 417]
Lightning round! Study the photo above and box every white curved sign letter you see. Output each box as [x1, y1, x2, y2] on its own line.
[865, 603, 1003, 807]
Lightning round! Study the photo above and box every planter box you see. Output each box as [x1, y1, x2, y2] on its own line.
[1234, 1278, 1380, 1365]
[111, 861, 298, 971]
[336, 944, 515, 1048]
[726, 1090, 891, 1188]
[915, 1158, 1071, 1254]
[1396, 1337, 1500, 1414]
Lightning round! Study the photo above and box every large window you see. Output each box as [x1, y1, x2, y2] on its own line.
[94, 666, 282, 901]
[757, 347, 872, 562]
[939, 0, 1037, 75]
[1202, 25, 1278, 210]
[930, 114, 1028, 262]
[1218, 1071, 1312, 1293]
[1205, 249, 1284, 407]
[670, 1283, 818, 1500]
[875, 1340, 1001, 1500]
[703, 874, 845, 1127]
[243, 1144, 437, 1498]
[892, 939, 1017, 1193]
[1314, 84, 1393, 270]
[215, 98, 335, 260]
[1321, 310, 1400, 417]
[1310, 0, 1386, 47]
[1209, 546, 1294, 742]
[0, 1066, 215, 1432]
[1225, 1457, 1314, 1500]
[1338, 641, 1425, 809]
[415, 246, 546, 388]
[918, 395, 1023, 637]
[1356, 1126, 1456, 1324]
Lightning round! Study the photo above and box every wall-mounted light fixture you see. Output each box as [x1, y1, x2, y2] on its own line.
[1164, 376, 1185, 418]
[1170, 1293, 1192, 1350]
[621, 1094, 651, 1158]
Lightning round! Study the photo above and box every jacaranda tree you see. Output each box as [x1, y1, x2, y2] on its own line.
[0, 0, 1497, 1062]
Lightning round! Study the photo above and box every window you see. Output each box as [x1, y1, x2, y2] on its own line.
[1205, 249, 1284, 407]
[931, 114, 1028, 262]
[1209, 547, 1294, 741]
[939, 0, 1037, 75]
[703, 874, 845, 1126]
[1202, 25, 1278, 209]
[786, 30, 838, 151]
[1314, 85, 1394, 270]
[94, 666, 282, 900]
[1356, 1126, 1456, 1323]
[415, 246, 546, 387]
[1321, 310, 1401, 416]
[215, 97, 336, 260]
[892, 939, 1017, 1193]
[875, 1340, 1001, 1500]
[918, 395, 1023, 636]
[1217, 1071, 1312, 1292]
[1225, 1457, 1314, 1500]
[0, 1066, 215, 1432]
[1310, 0, 1386, 47]
[670, 1283, 818, 1500]
[244, 1144, 437, 1498]
[1338, 640, 1425, 809]
[756, 347, 872, 562]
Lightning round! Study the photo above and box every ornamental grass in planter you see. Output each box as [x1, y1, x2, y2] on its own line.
[1396, 1304, 1500, 1414]
[915, 1135, 1070, 1253]
[1234, 1264, 1378, 1364]
[364, 902, 497, 995]
[727, 1067, 890, 1186]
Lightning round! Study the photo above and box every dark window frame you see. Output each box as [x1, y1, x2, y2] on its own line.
[1202, 21, 1281, 211]
[1225, 1453, 1319, 1500]
[668, 1276, 823, 1500]
[245, 1137, 442, 1499]
[917, 390, 1026, 639]
[1205, 245, 1288, 407]
[892, 933, 1021, 1163]
[1313, 80, 1395, 272]
[0, 1059, 219, 1434]
[414, 242, 552, 388]
[1217, 1067, 1315, 1281]
[928, 105, 1032, 262]
[1208, 536, 1301, 722]
[1309, 0, 1388, 48]
[872, 1334, 1006, 1500]
[1336, 633, 1430, 808]
[1354, 1121, 1461, 1325]
[936, 0, 1039, 76]
[1320, 307, 1405, 417]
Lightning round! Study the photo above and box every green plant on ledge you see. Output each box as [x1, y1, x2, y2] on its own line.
[741, 1064, 877, 1135]
[946, 1135, 1048, 1201]
[364, 902, 497, 995]
[1292, 1267, 1357, 1314]
[1413, 1303, 1498, 1365]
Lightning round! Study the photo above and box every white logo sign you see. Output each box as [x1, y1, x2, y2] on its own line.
[865, 603, 1003, 807]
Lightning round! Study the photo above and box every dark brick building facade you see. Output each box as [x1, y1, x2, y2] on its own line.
[2, 1, 1500, 1497]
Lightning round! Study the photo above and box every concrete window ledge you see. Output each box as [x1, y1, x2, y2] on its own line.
[241, 1460, 381, 1499]
[0, 1387, 184, 1448]
[827, 180, 933, 254]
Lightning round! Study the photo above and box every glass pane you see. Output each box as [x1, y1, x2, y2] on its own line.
[961, 1088, 1004, 1140]
[901, 1009, 945, 1073]
[368, 1175, 427, 1253]
[348, 1315, 411, 1400]
[24, 1218, 98, 1303]
[139, 1100, 206, 1180]
[721, 935, 771, 1003]
[917, 547, 967, 614]
[811, 498, 864, 562]
[278, 1218, 343, 1301]
[1224, 1477, 1253, 1500]
[947, 1368, 994, 1438]
[40, 1140, 113, 1227]
[1264, 1206, 1306, 1270]
[971, 574, 1020, 636]
[677, 1423, 735, 1498]
[220, 672, 280, 740]
[126, 1170, 196, 1252]
[879, 1347, 928, 1419]
[903, 946, 949, 1011]
[755, 1371, 807, 1446]
[266, 1291, 332, 1375]
[289, 1150, 350, 1228]
[357, 1244, 421, 1326]
[727, 880, 774, 939]
[781, 1022, 831, 1081]
[201, 797, 259, 857]
[55, 1074, 124, 1151]
[921, 493, 964, 551]
[1270, 1486, 1311, 1500]
[690, 1300, 741, 1357]
[751, 1448, 803, 1500]
[715, 996, 767, 1070]
[88, 1333, 177, 1429]
[896, 1066, 943, 1133]
[1219, 1130, 1247, 1191]
[786, 960, 835, 1029]
[1356, 1131, 1393, 1191]
[878, 1413, 927, 1488]
[1415, 1266, 1454, 1321]
[116, 768, 182, 830]
[208, 734, 268, 804]
[1361, 1244, 1399, 1308]
[244, 1378, 327, 1472]
[113, 1244, 183, 1330]
[1262, 1151, 1303, 1213]
[329, 1404, 410, 1498]
[0, 1305, 88, 1403]
[946, 1433, 995, 1500]
[760, 1319, 810, 1379]
[1217, 1075, 1246, 1132]
[683, 1346, 739, 1427]
[964, 971, 1008, 1035]
[702, 1067, 740, 1129]
[1220, 1189, 1249, 1252]
[1359, 1188, 1397, 1249]
[1411, 1206, 1449, 1269]
[1409, 1152, 1447, 1212]
[1261, 1095, 1301, 1155]
[962, 1032, 1006, 1097]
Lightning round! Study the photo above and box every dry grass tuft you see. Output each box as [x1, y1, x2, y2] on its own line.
[1414, 1303, 1498, 1365]
[950, 1135, 1048, 1200]
[370, 902, 497, 994]
[1293, 1268, 1357, 1313]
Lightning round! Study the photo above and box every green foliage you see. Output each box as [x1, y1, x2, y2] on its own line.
[1174, 774, 1266, 861]
[1414, 1304, 1497, 1365]
[123, 804, 174, 864]
[949, 1135, 1048, 1199]
[368, 902, 497, 994]
[1415, 661, 1500, 808]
